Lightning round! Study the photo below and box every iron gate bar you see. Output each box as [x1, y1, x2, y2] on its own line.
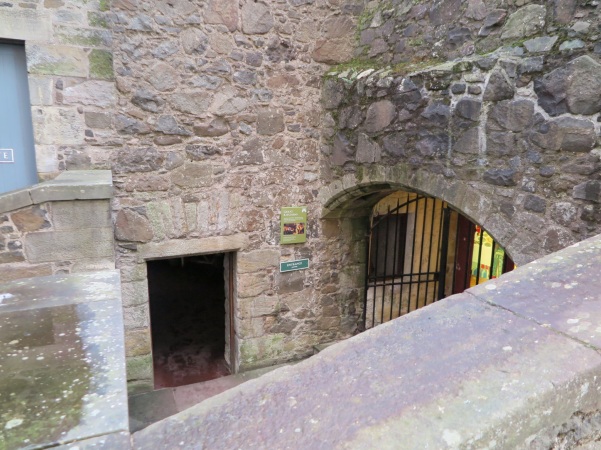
[380, 204, 391, 324]
[407, 195, 420, 313]
[437, 207, 451, 300]
[434, 202, 446, 302]
[390, 198, 401, 322]
[424, 198, 436, 306]
[415, 197, 428, 310]
[474, 228, 483, 286]
[450, 211, 459, 296]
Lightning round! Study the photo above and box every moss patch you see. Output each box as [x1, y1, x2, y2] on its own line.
[89, 49, 113, 80]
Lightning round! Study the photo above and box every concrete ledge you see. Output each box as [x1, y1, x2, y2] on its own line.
[0, 170, 113, 214]
[133, 234, 601, 449]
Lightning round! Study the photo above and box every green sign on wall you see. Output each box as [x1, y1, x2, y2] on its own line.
[280, 206, 307, 244]
[280, 259, 309, 272]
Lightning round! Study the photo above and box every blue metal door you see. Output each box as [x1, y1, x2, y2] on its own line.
[0, 41, 38, 194]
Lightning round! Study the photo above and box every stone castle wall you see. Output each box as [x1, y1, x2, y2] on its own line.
[4, 0, 601, 394]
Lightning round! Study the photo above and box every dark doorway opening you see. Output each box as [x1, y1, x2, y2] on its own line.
[147, 254, 231, 389]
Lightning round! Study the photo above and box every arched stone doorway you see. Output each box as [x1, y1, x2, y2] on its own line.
[319, 171, 520, 335]
[364, 190, 515, 329]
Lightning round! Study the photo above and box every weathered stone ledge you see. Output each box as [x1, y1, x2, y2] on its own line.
[133, 234, 601, 449]
[0, 271, 130, 449]
[0, 170, 113, 215]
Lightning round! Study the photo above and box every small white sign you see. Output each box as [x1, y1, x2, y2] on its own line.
[0, 149, 14, 164]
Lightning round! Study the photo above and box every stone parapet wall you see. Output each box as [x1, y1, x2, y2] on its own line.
[132, 234, 601, 449]
[0, 0, 115, 178]
[0, 171, 115, 282]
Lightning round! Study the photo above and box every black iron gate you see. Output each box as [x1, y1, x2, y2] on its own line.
[363, 193, 514, 330]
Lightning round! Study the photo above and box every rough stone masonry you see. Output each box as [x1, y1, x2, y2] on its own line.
[3, 0, 601, 394]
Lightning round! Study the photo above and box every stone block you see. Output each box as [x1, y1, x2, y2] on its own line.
[238, 249, 279, 273]
[30, 170, 113, 203]
[89, 49, 113, 80]
[171, 163, 213, 188]
[238, 272, 270, 298]
[0, 9, 52, 41]
[147, 62, 178, 91]
[32, 107, 85, 146]
[364, 100, 396, 133]
[356, 133, 381, 164]
[24, 227, 114, 263]
[0, 263, 53, 282]
[169, 92, 212, 115]
[137, 234, 248, 261]
[501, 4, 546, 41]
[35, 145, 58, 174]
[63, 80, 116, 108]
[125, 329, 152, 357]
[126, 354, 153, 381]
[85, 112, 112, 129]
[28, 76, 53, 106]
[121, 280, 149, 308]
[52, 200, 111, 230]
[241, 0, 273, 34]
[56, 26, 112, 47]
[276, 270, 304, 295]
[11, 205, 50, 232]
[123, 303, 150, 329]
[70, 258, 115, 273]
[257, 108, 285, 135]
[27, 44, 88, 77]
[120, 263, 147, 283]
[0, 189, 33, 214]
[204, 0, 238, 31]
[115, 209, 154, 243]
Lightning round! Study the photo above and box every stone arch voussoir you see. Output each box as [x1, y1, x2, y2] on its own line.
[321, 167, 528, 264]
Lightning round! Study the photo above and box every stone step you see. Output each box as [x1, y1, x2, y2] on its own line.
[128, 363, 290, 433]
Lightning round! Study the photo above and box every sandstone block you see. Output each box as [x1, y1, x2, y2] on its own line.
[241, 1, 273, 34]
[89, 49, 113, 80]
[85, 112, 112, 129]
[171, 163, 213, 188]
[63, 80, 116, 108]
[238, 272, 270, 298]
[28, 76, 53, 106]
[204, 0, 238, 32]
[115, 209, 154, 243]
[24, 227, 114, 262]
[238, 249, 279, 273]
[194, 118, 229, 137]
[11, 205, 50, 232]
[170, 92, 212, 115]
[126, 354, 153, 381]
[33, 107, 85, 145]
[0, 9, 52, 41]
[121, 280, 150, 308]
[147, 62, 178, 91]
[232, 137, 264, 166]
[257, 108, 285, 135]
[0, 263, 53, 282]
[125, 329, 152, 357]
